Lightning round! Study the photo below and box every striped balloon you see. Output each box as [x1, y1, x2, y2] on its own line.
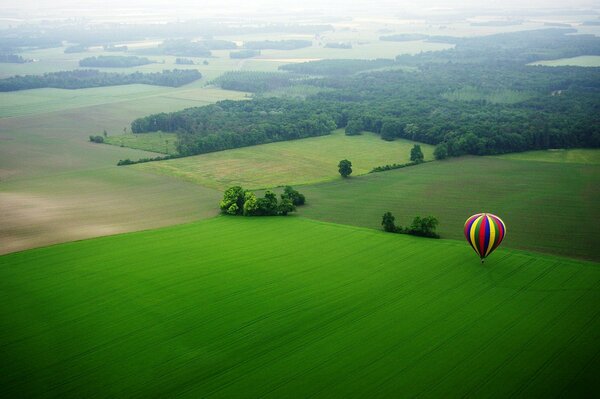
[464, 213, 506, 262]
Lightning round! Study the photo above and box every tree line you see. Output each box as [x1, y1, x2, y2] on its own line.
[79, 55, 154, 68]
[0, 69, 201, 91]
[131, 98, 338, 156]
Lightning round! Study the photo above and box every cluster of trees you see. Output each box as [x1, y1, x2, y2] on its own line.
[244, 40, 312, 50]
[131, 98, 338, 156]
[214, 71, 296, 92]
[0, 69, 201, 91]
[324, 42, 352, 49]
[117, 155, 175, 166]
[103, 45, 128, 52]
[0, 54, 32, 63]
[175, 58, 195, 65]
[279, 58, 394, 75]
[379, 34, 429, 42]
[220, 186, 305, 216]
[370, 145, 425, 172]
[79, 56, 154, 68]
[0, 21, 332, 52]
[88, 135, 104, 143]
[64, 44, 87, 53]
[382, 212, 440, 238]
[229, 49, 261, 59]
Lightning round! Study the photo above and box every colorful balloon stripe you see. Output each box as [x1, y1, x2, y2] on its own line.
[464, 213, 506, 260]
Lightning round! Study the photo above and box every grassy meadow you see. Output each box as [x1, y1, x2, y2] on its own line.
[1, 216, 598, 398]
[495, 148, 600, 164]
[529, 55, 600, 67]
[133, 129, 434, 189]
[296, 155, 600, 261]
[105, 132, 179, 154]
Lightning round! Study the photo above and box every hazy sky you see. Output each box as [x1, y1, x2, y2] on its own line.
[1, 0, 598, 23]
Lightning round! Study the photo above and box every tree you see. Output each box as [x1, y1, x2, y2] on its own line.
[408, 216, 440, 238]
[381, 212, 398, 233]
[243, 191, 259, 215]
[103, 129, 108, 137]
[256, 191, 279, 216]
[410, 144, 424, 163]
[338, 159, 352, 177]
[434, 143, 449, 160]
[278, 198, 296, 215]
[281, 186, 305, 206]
[220, 186, 245, 215]
[345, 119, 363, 135]
[404, 123, 419, 140]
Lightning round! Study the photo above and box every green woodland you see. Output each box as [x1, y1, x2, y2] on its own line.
[128, 29, 600, 160]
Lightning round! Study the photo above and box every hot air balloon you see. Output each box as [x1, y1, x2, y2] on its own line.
[464, 213, 506, 263]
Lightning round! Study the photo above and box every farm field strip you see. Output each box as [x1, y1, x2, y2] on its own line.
[133, 129, 435, 190]
[296, 155, 600, 260]
[0, 217, 598, 397]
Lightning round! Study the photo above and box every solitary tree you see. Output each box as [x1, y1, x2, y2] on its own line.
[434, 143, 449, 160]
[381, 212, 398, 233]
[338, 159, 353, 177]
[410, 144, 424, 163]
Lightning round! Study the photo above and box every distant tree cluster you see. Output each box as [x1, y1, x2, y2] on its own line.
[89, 135, 104, 143]
[139, 39, 237, 58]
[79, 55, 154, 67]
[244, 40, 312, 50]
[229, 49, 261, 59]
[0, 54, 31, 63]
[131, 98, 338, 156]
[379, 34, 429, 42]
[0, 69, 201, 91]
[175, 58, 195, 65]
[64, 44, 87, 53]
[220, 186, 305, 216]
[324, 42, 352, 49]
[103, 44, 128, 52]
[214, 71, 295, 92]
[280, 58, 394, 75]
[381, 212, 440, 238]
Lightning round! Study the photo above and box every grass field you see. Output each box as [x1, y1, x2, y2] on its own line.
[296, 156, 600, 260]
[105, 132, 179, 154]
[529, 55, 600, 67]
[495, 148, 600, 164]
[0, 84, 243, 254]
[1, 216, 598, 398]
[133, 129, 434, 189]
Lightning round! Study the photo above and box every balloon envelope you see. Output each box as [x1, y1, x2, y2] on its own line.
[464, 213, 506, 260]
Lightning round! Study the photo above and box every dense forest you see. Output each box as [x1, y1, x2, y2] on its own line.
[243, 40, 312, 50]
[0, 54, 31, 63]
[79, 55, 155, 67]
[0, 69, 201, 91]
[130, 29, 600, 159]
[229, 49, 261, 59]
[131, 98, 337, 155]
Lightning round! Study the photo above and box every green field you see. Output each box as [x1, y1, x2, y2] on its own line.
[105, 132, 179, 154]
[133, 129, 434, 189]
[442, 86, 534, 104]
[0, 84, 243, 254]
[1, 216, 598, 398]
[495, 148, 600, 164]
[296, 156, 600, 260]
[529, 55, 600, 67]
